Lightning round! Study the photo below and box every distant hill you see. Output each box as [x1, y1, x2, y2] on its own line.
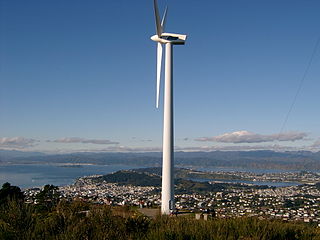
[90, 169, 268, 194]
[96, 170, 161, 187]
[0, 150, 46, 162]
[1, 150, 320, 170]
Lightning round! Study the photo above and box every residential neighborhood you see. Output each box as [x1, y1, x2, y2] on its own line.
[24, 169, 320, 224]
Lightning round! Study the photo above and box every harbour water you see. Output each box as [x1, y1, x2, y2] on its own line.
[0, 163, 303, 189]
[190, 178, 300, 187]
[0, 164, 144, 189]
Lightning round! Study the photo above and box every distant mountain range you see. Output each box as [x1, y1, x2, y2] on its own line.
[1, 149, 320, 170]
[0, 150, 46, 161]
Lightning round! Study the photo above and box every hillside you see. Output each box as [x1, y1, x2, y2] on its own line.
[96, 170, 161, 187]
[1, 199, 320, 240]
[90, 169, 268, 194]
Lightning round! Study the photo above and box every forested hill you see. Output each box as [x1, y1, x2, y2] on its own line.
[89, 169, 268, 194]
[1, 150, 320, 170]
[97, 170, 161, 187]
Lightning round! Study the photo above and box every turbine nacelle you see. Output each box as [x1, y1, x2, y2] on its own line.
[152, 0, 187, 108]
[151, 33, 187, 45]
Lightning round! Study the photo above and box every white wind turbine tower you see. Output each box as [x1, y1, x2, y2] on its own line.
[150, 0, 187, 215]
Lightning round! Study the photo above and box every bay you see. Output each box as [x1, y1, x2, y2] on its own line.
[194, 167, 301, 187]
[0, 164, 304, 189]
[0, 164, 145, 189]
[189, 178, 300, 187]
[196, 167, 300, 174]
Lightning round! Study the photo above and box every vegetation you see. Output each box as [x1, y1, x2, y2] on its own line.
[1, 183, 320, 240]
[34, 184, 60, 212]
[1, 199, 320, 240]
[98, 170, 161, 187]
[92, 170, 268, 194]
[0, 182, 24, 205]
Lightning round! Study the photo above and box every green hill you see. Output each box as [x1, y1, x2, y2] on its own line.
[97, 170, 161, 187]
[92, 169, 264, 194]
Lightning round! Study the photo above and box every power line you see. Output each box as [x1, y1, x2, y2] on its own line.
[278, 36, 320, 136]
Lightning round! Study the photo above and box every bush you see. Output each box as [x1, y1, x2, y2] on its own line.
[1, 199, 320, 240]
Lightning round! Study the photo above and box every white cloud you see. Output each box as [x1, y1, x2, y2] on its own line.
[106, 146, 161, 152]
[49, 137, 119, 145]
[311, 140, 320, 148]
[176, 144, 299, 152]
[0, 137, 38, 148]
[131, 137, 153, 142]
[195, 130, 307, 143]
[61, 146, 162, 153]
[46, 144, 302, 153]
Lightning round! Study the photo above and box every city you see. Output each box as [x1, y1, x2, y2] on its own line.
[24, 169, 320, 224]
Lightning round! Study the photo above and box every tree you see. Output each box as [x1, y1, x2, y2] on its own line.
[35, 184, 59, 212]
[0, 182, 24, 205]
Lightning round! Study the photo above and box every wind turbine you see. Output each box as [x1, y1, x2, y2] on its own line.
[150, 0, 187, 215]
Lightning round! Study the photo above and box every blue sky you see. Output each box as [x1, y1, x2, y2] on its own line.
[1, 0, 320, 153]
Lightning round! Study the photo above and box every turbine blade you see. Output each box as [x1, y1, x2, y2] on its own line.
[156, 43, 162, 108]
[153, 0, 162, 37]
[161, 6, 168, 33]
